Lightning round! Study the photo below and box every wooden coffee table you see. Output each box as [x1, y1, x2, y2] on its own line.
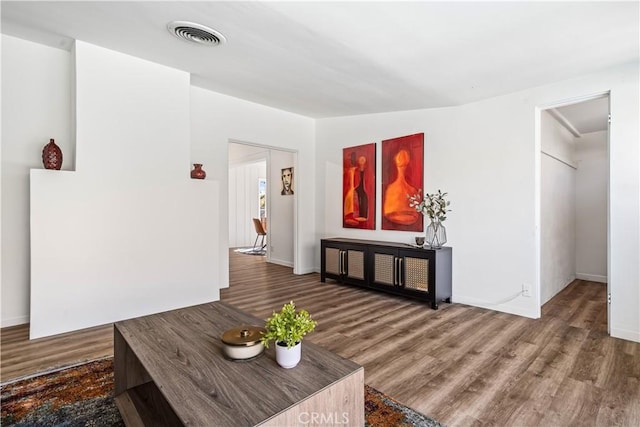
[113, 301, 364, 426]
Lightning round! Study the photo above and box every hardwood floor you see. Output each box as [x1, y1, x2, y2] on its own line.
[2, 250, 639, 426]
[1, 321, 113, 382]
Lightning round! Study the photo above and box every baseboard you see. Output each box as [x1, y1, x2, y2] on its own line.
[1, 315, 29, 329]
[453, 295, 539, 319]
[610, 327, 640, 343]
[294, 266, 318, 275]
[268, 258, 294, 268]
[575, 273, 607, 283]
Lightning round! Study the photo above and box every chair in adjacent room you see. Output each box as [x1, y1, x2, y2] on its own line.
[252, 218, 267, 251]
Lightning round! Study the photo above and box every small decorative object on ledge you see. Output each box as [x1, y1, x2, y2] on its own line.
[408, 189, 451, 249]
[42, 138, 63, 170]
[190, 163, 206, 179]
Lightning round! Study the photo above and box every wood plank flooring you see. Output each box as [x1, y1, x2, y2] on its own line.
[2, 250, 639, 426]
[1, 321, 113, 382]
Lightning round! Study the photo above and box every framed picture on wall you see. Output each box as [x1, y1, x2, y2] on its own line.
[381, 133, 424, 231]
[343, 143, 376, 230]
[281, 167, 294, 195]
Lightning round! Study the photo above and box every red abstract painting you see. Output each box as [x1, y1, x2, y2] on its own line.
[381, 133, 424, 231]
[343, 143, 376, 230]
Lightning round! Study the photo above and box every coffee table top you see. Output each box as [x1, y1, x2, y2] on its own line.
[115, 301, 362, 426]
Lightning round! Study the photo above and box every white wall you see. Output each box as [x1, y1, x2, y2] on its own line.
[0, 33, 2, 330]
[316, 104, 540, 318]
[540, 111, 577, 304]
[1, 35, 73, 327]
[316, 63, 639, 343]
[228, 160, 267, 247]
[190, 86, 315, 282]
[575, 131, 608, 282]
[605, 69, 640, 343]
[1, 37, 315, 328]
[269, 150, 295, 267]
[28, 41, 219, 338]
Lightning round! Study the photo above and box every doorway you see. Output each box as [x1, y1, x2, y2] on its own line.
[228, 141, 297, 270]
[538, 93, 610, 331]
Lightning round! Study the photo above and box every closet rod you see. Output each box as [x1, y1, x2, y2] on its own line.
[541, 150, 577, 170]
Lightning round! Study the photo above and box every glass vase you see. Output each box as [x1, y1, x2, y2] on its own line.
[425, 220, 447, 249]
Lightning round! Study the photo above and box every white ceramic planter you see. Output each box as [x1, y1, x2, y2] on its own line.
[275, 341, 301, 368]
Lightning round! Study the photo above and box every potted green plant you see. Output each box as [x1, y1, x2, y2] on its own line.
[261, 301, 317, 368]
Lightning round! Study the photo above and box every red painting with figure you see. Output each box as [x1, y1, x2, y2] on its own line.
[381, 133, 424, 231]
[343, 143, 376, 229]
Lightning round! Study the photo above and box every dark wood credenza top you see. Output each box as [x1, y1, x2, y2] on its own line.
[114, 301, 362, 426]
[322, 237, 452, 252]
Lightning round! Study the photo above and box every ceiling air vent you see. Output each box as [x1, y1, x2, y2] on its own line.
[167, 21, 226, 46]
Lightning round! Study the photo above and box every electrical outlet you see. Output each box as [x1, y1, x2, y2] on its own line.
[522, 283, 531, 297]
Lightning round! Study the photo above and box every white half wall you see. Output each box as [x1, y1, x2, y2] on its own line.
[31, 172, 219, 338]
[1, 35, 73, 327]
[575, 131, 608, 283]
[29, 41, 219, 338]
[316, 63, 639, 343]
[540, 110, 577, 304]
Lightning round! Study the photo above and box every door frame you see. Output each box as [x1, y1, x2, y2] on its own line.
[228, 139, 299, 272]
[534, 91, 611, 332]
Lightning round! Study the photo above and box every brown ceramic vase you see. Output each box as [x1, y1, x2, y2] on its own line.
[191, 163, 206, 179]
[42, 138, 63, 170]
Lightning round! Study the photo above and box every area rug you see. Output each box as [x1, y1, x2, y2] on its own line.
[1, 358, 443, 427]
[234, 247, 266, 256]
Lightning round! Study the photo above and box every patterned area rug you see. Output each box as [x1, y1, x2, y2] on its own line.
[1, 358, 443, 427]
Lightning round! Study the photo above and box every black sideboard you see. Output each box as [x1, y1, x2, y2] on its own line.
[321, 238, 452, 309]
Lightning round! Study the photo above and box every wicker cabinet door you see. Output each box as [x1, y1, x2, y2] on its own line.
[403, 256, 429, 293]
[372, 253, 396, 286]
[325, 247, 341, 275]
[345, 249, 365, 281]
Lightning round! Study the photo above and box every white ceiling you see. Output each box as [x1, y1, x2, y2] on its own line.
[2, 1, 638, 118]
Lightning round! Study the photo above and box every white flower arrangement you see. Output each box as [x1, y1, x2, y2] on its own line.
[408, 190, 451, 222]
